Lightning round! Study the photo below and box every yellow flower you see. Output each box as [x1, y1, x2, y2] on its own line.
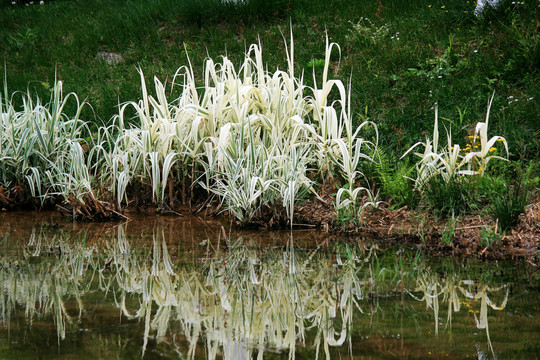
[497, 138, 506, 142]
[489, 147, 497, 152]
[441, 5, 445, 9]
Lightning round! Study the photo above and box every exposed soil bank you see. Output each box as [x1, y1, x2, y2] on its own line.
[357, 202, 539, 261]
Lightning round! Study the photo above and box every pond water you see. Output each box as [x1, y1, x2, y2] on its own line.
[1, 212, 538, 359]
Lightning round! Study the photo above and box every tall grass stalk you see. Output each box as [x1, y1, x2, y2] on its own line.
[0, 79, 95, 206]
[402, 95, 509, 190]
[97, 34, 378, 224]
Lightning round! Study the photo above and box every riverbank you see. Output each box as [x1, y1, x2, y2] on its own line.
[110, 192, 539, 261]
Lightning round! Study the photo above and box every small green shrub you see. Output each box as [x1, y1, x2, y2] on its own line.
[489, 184, 527, 232]
[487, 164, 538, 232]
[480, 224, 502, 247]
[373, 151, 417, 209]
[441, 212, 457, 245]
[424, 177, 473, 217]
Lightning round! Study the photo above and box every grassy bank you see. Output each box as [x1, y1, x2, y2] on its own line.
[0, 0, 538, 243]
[1, 0, 537, 156]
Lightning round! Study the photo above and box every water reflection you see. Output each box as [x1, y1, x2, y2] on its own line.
[410, 271, 509, 358]
[0, 222, 537, 359]
[1, 227, 95, 341]
[103, 228, 377, 359]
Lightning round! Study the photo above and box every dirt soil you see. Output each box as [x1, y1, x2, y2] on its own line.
[194, 190, 540, 262]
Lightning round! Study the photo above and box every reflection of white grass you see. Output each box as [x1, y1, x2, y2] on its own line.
[0, 228, 95, 341]
[107, 231, 374, 359]
[410, 271, 509, 358]
[1, 226, 515, 359]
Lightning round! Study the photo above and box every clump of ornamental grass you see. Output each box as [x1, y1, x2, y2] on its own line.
[402, 94, 508, 210]
[1, 34, 379, 225]
[97, 33, 379, 226]
[0, 78, 118, 219]
[0, 79, 90, 205]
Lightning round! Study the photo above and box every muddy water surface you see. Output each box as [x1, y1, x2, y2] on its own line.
[1, 211, 538, 359]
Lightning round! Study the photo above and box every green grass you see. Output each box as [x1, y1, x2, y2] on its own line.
[486, 162, 539, 232]
[0, 0, 538, 229]
[1, 0, 537, 154]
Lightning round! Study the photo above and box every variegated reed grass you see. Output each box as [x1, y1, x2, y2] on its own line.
[1, 33, 379, 225]
[0, 78, 96, 206]
[94, 34, 379, 224]
[401, 94, 509, 190]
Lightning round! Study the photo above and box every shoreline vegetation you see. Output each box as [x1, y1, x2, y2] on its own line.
[0, 0, 538, 259]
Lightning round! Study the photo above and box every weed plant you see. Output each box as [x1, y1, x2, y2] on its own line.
[441, 212, 457, 245]
[369, 149, 417, 209]
[423, 177, 473, 217]
[480, 224, 502, 247]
